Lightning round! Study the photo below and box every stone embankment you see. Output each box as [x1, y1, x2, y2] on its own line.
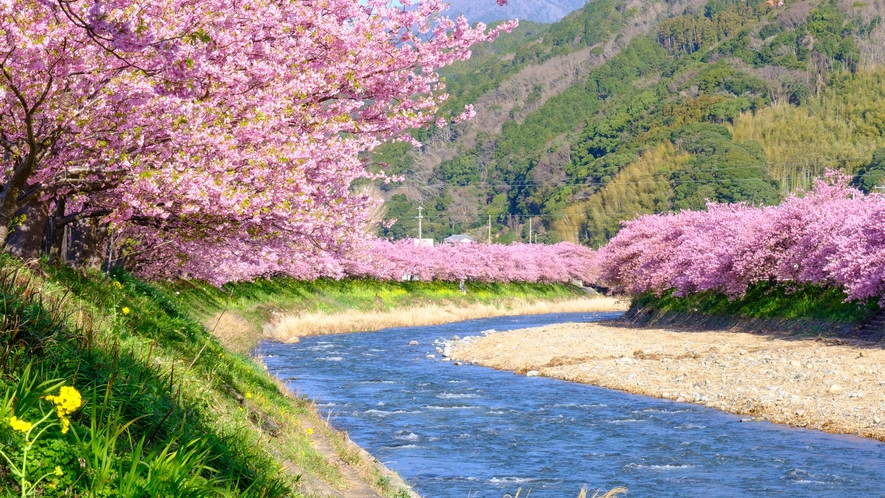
[444, 322, 885, 441]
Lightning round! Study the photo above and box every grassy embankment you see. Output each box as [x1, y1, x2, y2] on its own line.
[0, 257, 421, 497]
[169, 278, 622, 352]
[0, 255, 617, 497]
[627, 282, 880, 335]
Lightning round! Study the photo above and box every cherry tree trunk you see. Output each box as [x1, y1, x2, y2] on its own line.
[5, 197, 50, 260]
[68, 220, 107, 270]
[42, 199, 66, 265]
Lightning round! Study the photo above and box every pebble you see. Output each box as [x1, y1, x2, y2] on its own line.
[829, 384, 843, 393]
[526, 370, 540, 377]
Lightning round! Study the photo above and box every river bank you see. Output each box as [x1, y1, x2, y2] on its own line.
[192, 286, 626, 497]
[446, 320, 885, 442]
[261, 296, 627, 344]
[174, 278, 605, 353]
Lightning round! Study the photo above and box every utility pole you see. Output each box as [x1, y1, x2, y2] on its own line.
[488, 215, 491, 244]
[528, 217, 532, 244]
[416, 206, 424, 240]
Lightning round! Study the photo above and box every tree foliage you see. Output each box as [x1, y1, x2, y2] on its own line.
[600, 172, 885, 304]
[0, 0, 515, 283]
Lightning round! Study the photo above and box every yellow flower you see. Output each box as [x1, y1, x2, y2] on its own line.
[45, 385, 83, 434]
[245, 392, 252, 399]
[306, 427, 313, 435]
[54, 466, 63, 476]
[121, 307, 130, 315]
[45, 386, 83, 416]
[112, 281, 123, 289]
[9, 416, 32, 433]
[59, 416, 71, 434]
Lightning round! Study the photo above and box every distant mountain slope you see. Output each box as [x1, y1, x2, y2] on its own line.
[374, 0, 885, 247]
[446, 0, 590, 24]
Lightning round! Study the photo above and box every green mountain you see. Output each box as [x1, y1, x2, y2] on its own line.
[373, 0, 885, 247]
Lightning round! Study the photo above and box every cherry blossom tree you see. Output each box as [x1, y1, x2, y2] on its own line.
[0, 0, 515, 276]
[599, 171, 885, 303]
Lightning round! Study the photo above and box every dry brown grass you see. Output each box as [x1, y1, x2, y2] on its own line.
[504, 486, 627, 498]
[584, 486, 629, 498]
[207, 310, 267, 354]
[264, 297, 628, 343]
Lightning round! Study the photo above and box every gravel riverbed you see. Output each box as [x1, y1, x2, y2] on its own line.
[445, 322, 885, 441]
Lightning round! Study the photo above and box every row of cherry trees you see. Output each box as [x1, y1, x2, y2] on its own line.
[0, 0, 513, 277]
[599, 172, 885, 302]
[137, 238, 599, 287]
[348, 240, 599, 284]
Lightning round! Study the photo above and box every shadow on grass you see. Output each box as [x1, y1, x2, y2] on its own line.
[609, 282, 885, 347]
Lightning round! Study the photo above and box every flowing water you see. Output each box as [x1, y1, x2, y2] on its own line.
[259, 312, 885, 497]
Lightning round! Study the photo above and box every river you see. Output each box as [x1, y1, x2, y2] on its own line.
[259, 312, 885, 497]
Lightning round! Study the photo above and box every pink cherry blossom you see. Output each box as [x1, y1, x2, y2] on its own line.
[0, 0, 515, 281]
[600, 171, 885, 303]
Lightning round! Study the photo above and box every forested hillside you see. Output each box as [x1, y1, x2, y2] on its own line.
[374, 0, 885, 247]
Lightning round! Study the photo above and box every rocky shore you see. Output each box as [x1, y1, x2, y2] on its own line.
[444, 321, 885, 442]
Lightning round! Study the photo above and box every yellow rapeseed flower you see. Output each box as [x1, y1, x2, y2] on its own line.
[9, 416, 32, 433]
[121, 307, 130, 315]
[59, 416, 71, 434]
[54, 466, 63, 476]
[45, 385, 83, 434]
[45, 386, 83, 417]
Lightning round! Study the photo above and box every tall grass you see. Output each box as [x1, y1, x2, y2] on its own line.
[266, 297, 627, 342]
[0, 256, 353, 496]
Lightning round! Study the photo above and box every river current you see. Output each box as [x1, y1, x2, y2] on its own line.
[259, 312, 885, 497]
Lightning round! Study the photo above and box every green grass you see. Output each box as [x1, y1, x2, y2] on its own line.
[170, 277, 583, 329]
[0, 256, 352, 497]
[633, 282, 879, 324]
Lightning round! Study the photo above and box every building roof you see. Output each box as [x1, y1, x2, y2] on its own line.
[443, 234, 475, 244]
